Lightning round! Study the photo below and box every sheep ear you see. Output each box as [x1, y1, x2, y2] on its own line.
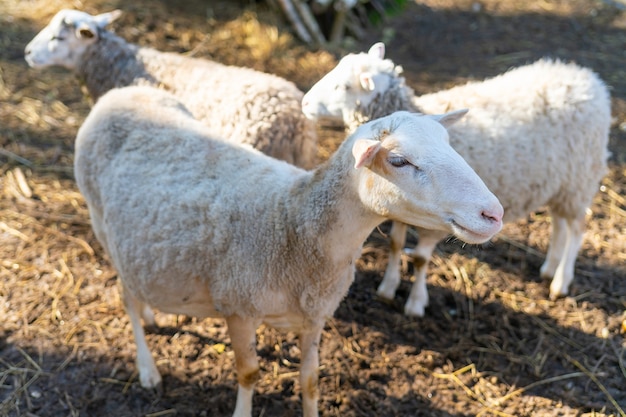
[353, 139, 381, 169]
[93, 10, 123, 28]
[359, 72, 376, 91]
[430, 109, 469, 128]
[75, 22, 97, 39]
[368, 42, 385, 59]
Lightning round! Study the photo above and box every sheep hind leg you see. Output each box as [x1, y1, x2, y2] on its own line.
[404, 231, 443, 317]
[548, 214, 586, 300]
[377, 221, 408, 300]
[120, 281, 162, 389]
[226, 315, 261, 417]
[300, 325, 323, 417]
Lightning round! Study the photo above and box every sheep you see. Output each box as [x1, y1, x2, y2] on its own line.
[74, 84, 503, 416]
[302, 42, 611, 317]
[24, 9, 317, 169]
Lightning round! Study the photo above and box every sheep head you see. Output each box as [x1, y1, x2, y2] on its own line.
[25, 9, 122, 70]
[350, 110, 503, 245]
[302, 42, 403, 122]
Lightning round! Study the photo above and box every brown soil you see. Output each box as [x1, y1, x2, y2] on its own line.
[1, 0, 625, 416]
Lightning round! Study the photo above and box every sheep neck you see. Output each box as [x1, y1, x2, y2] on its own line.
[78, 31, 156, 102]
[281, 146, 386, 322]
[346, 75, 421, 132]
[289, 140, 386, 264]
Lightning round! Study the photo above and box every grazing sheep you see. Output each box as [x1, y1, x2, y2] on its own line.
[74, 85, 503, 416]
[24, 9, 317, 169]
[302, 42, 611, 316]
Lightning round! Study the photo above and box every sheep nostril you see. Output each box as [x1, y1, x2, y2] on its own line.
[482, 211, 497, 222]
[481, 206, 503, 224]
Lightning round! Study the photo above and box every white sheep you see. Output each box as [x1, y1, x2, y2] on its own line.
[24, 9, 317, 169]
[302, 42, 611, 317]
[74, 85, 503, 416]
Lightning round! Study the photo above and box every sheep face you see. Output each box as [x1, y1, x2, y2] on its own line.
[25, 9, 122, 70]
[302, 42, 397, 121]
[351, 110, 503, 244]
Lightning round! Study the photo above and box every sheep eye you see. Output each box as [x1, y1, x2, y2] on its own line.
[388, 156, 412, 168]
[335, 84, 351, 91]
[51, 35, 65, 41]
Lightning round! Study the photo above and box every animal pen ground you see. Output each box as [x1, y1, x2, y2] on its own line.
[0, 0, 625, 416]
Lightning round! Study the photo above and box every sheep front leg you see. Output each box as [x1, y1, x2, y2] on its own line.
[226, 315, 261, 417]
[404, 231, 442, 317]
[378, 221, 408, 300]
[120, 282, 162, 389]
[548, 214, 586, 300]
[300, 326, 323, 417]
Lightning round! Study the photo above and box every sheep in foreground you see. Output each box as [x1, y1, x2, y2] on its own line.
[302, 43, 611, 317]
[75, 85, 503, 416]
[25, 9, 317, 169]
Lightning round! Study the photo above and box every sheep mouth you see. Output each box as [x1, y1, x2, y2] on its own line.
[449, 219, 495, 245]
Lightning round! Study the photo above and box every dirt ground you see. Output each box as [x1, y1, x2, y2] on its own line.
[1, 0, 625, 416]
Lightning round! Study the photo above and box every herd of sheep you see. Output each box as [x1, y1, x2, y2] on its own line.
[22, 8, 611, 417]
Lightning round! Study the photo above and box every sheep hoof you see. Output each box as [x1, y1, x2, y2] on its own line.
[539, 263, 556, 280]
[404, 301, 426, 318]
[139, 366, 163, 391]
[549, 287, 567, 301]
[376, 286, 396, 301]
[140, 375, 163, 394]
[549, 274, 571, 301]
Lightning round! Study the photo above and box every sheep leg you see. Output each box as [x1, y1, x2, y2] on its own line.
[404, 231, 442, 317]
[300, 326, 323, 417]
[226, 315, 261, 417]
[377, 221, 408, 300]
[548, 214, 586, 300]
[540, 214, 568, 280]
[120, 282, 162, 389]
[140, 304, 157, 328]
